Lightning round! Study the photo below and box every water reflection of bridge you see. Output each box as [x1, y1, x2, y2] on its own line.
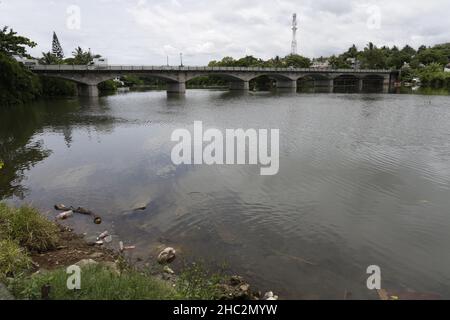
[31, 65, 399, 96]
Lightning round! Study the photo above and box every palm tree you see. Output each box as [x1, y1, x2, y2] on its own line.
[39, 51, 60, 65]
[71, 46, 94, 65]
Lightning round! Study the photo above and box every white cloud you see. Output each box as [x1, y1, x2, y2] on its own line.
[1, 0, 449, 65]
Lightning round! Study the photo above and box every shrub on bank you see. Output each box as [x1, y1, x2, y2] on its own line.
[0, 53, 42, 106]
[98, 80, 118, 93]
[12, 265, 181, 300]
[0, 239, 31, 279]
[0, 203, 59, 252]
[40, 76, 77, 97]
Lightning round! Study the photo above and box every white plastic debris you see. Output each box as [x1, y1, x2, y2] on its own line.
[56, 210, 73, 220]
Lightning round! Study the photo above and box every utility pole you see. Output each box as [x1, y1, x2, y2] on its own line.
[291, 13, 298, 55]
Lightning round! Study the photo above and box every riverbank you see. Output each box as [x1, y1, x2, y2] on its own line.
[0, 203, 267, 300]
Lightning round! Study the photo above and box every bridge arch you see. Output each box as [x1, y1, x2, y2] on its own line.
[298, 74, 332, 93]
[36, 72, 181, 86]
[333, 74, 361, 93]
[361, 75, 385, 93]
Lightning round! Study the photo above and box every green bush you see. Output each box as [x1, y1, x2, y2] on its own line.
[0, 53, 41, 106]
[0, 203, 59, 252]
[40, 76, 77, 97]
[98, 80, 118, 92]
[0, 239, 31, 279]
[177, 262, 226, 300]
[12, 265, 181, 300]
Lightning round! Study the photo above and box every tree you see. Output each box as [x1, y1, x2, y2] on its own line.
[344, 44, 359, 59]
[0, 26, 37, 57]
[52, 32, 64, 59]
[416, 48, 448, 66]
[282, 54, 311, 68]
[401, 45, 416, 57]
[0, 53, 41, 105]
[329, 55, 351, 68]
[39, 51, 61, 65]
[359, 43, 387, 69]
[71, 47, 95, 65]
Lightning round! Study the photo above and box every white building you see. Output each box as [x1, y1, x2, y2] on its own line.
[346, 58, 361, 69]
[311, 59, 330, 69]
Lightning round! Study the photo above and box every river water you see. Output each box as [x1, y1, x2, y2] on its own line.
[1, 90, 450, 299]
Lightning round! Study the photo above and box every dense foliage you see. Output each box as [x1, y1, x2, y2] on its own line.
[40, 76, 77, 97]
[0, 26, 37, 57]
[0, 53, 42, 106]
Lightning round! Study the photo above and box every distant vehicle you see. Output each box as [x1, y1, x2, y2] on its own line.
[13, 55, 39, 67]
[88, 57, 108, 68]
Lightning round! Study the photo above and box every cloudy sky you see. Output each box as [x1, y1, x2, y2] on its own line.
[1, 0, 449, 65]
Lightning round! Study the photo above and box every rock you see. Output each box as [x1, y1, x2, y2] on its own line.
[163, 266, 175, 275]
[75, 259, 98, 268]
[89, 252, 104, 259]
[54, 204, 71, 211]
[239, 284, 250, 292]
[229, 275, 244, 286]
[157, 247, 176, 264]
[215, 276, 256, 300]
[0, 283, 14, 300]
[263, 291, 279, 300]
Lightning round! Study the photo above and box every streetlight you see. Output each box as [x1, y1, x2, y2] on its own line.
[180, 53, 184, 67]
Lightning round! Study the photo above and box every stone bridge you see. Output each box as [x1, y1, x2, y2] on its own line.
[30, 65, 399, 96]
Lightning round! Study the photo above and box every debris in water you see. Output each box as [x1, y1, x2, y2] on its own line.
[54, 204, 72, 211]
[118, 241, 135, 252]
[56, 210, 73, 220]
[157, 247, 176, 264]
[97, 231, 109, 241]
[54, 204, 102, 224]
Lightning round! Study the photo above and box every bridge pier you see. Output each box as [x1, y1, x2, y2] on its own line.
[229, 81, 249, 91]
[358, 79, 364, 93]
[328, 79, 334, 93]
[78, 84, 99, 97]
[276, 80, 297, 92]
[383, 77, 390, 93]
[167, 82, 186, 94]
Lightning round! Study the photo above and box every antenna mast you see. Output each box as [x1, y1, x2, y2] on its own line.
[291, 13, 298, 55]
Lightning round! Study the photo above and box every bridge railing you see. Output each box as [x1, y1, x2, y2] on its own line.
[29, 65, 394, 73]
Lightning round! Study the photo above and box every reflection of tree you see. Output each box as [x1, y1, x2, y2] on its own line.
[0, 104, 52, 199]
[0, 99, 117, 200]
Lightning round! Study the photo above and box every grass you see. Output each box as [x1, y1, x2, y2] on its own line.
[11, 265, 182, 300]
[0, 203, 59, 252]
[0, 239, 31, 280]
[0, 203, 230, 300]
[177, 262, 227, 300]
